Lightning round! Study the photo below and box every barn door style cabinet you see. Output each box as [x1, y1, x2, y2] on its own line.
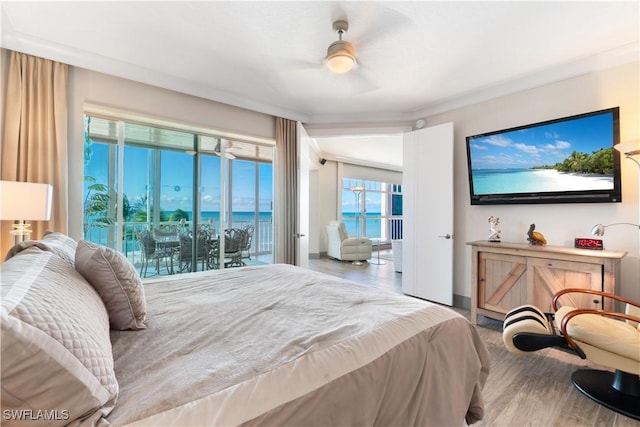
[467, 241, 626, 324]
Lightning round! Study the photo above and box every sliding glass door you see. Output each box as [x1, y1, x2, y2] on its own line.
[83, 115, 274, 276]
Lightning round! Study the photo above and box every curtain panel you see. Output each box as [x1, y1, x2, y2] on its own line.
[274, 117, 297, 264]
[1, 51, 68, 257]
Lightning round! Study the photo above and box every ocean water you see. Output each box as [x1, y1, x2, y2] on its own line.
[341, 212, 383, 239]
[188, 211, 272, 223]
[472, 169, 613, 195]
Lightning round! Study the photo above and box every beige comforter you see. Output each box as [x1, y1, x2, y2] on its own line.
[109, 264, 490, 426]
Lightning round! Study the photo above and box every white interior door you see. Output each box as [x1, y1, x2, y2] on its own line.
[402, 122, 454, 305]
[296, 122, 310, 268]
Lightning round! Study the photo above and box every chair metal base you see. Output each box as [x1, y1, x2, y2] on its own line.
[572, 369, 640, 420]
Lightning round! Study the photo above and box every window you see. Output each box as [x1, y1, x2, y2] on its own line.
[83, 115, 274, 274]
[341, 178, 402, 241]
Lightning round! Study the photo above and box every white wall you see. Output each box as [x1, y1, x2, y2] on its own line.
[67, 67, 276, 240]
[424, 62, 639, 302]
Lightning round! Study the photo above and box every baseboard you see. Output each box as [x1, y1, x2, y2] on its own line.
[453, 294, 470, 310]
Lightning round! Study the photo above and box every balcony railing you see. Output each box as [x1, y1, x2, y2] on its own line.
[84, 219, 273, 272]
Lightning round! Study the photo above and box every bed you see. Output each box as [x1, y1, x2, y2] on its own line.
[1, 233, 490, 426]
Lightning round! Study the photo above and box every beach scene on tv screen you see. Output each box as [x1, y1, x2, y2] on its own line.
[468, 112, 615, 195]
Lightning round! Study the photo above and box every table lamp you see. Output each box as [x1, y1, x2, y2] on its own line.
[0, 180, 53, 243]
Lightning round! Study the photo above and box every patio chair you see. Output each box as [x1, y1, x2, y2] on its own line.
[134, 228, 173, 277]
[241, 224, 254, 260]
[224, 228, 246, 267]
[176, 229, 216, 272]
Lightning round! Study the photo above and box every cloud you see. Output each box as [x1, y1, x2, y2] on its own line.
[471, 143, 488, 150]
[544, 131, 560, 139]
[555, 140, 571, 149]
[484, 135, 512, 147]
[513, 143, 538, 155]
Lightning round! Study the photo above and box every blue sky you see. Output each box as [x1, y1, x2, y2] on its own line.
[87, 144, 272, 213]
[467, 111, 614, 170]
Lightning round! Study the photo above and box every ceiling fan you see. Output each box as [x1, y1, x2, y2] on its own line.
[213, 140, 239, 159]
[326, 20, 356, 74]
[276, 8, 411, 93]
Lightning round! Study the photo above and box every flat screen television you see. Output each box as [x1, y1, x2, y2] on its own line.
[465, 107, 621, 205]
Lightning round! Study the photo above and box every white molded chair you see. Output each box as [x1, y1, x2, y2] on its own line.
[325, 220, 372, 262]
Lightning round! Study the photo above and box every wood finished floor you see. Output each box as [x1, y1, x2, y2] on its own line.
[307, 252, 640, 427]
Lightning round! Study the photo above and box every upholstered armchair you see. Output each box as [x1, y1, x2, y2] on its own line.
[325, 220, 372, 262]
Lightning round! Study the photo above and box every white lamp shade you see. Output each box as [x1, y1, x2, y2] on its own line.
[0, 181, 53, 221]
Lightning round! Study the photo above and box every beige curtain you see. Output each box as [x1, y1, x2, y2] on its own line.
[274, 117, 297, 264]
[1, 51, 68, 257]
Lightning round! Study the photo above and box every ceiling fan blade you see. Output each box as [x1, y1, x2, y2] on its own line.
[351, 4, 414, 53]
[275, 56, 323, 71]
[347, 63, 379, 94]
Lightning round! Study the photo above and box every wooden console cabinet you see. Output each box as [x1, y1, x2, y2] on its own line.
[467, 241, 626, 324]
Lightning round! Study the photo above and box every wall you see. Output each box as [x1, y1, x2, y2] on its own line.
[67, 67, 276, 240]
[424, 61, 639, 302]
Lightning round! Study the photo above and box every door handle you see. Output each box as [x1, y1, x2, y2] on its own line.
[438, 233, 452, 239]
[294, 233, 306, 238]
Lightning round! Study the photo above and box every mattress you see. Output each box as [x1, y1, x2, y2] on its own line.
[108, 264, 490, 426]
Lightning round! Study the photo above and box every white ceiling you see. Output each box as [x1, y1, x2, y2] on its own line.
[1, 1, 638, 168]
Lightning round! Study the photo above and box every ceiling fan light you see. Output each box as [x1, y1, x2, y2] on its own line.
[326, 40, 356, 74]
[327, 53, 355, 74]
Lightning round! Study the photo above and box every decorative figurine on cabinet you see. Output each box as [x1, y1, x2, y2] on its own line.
[527, 223, 547, 245]
[488, 216, 501, 242]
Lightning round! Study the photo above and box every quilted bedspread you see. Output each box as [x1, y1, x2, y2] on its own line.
[108, 264, 490, 426]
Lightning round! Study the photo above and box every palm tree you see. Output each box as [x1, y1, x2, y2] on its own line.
[83, 177, 114, 234]
[170, 209, 189, 222]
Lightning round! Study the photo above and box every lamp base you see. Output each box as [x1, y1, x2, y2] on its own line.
[10, 220, 32, 244]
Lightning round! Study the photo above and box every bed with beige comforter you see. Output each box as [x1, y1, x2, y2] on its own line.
[107, 264, 490, 426]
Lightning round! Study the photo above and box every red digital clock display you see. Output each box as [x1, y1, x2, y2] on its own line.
[574, 238, 604, 250]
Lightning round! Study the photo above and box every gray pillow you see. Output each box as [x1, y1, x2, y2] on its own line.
[1, 247, 118, 425]
[75, 240, 147, 330]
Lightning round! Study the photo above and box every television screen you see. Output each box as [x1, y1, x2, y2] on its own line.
[465, 107, 621, 205]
